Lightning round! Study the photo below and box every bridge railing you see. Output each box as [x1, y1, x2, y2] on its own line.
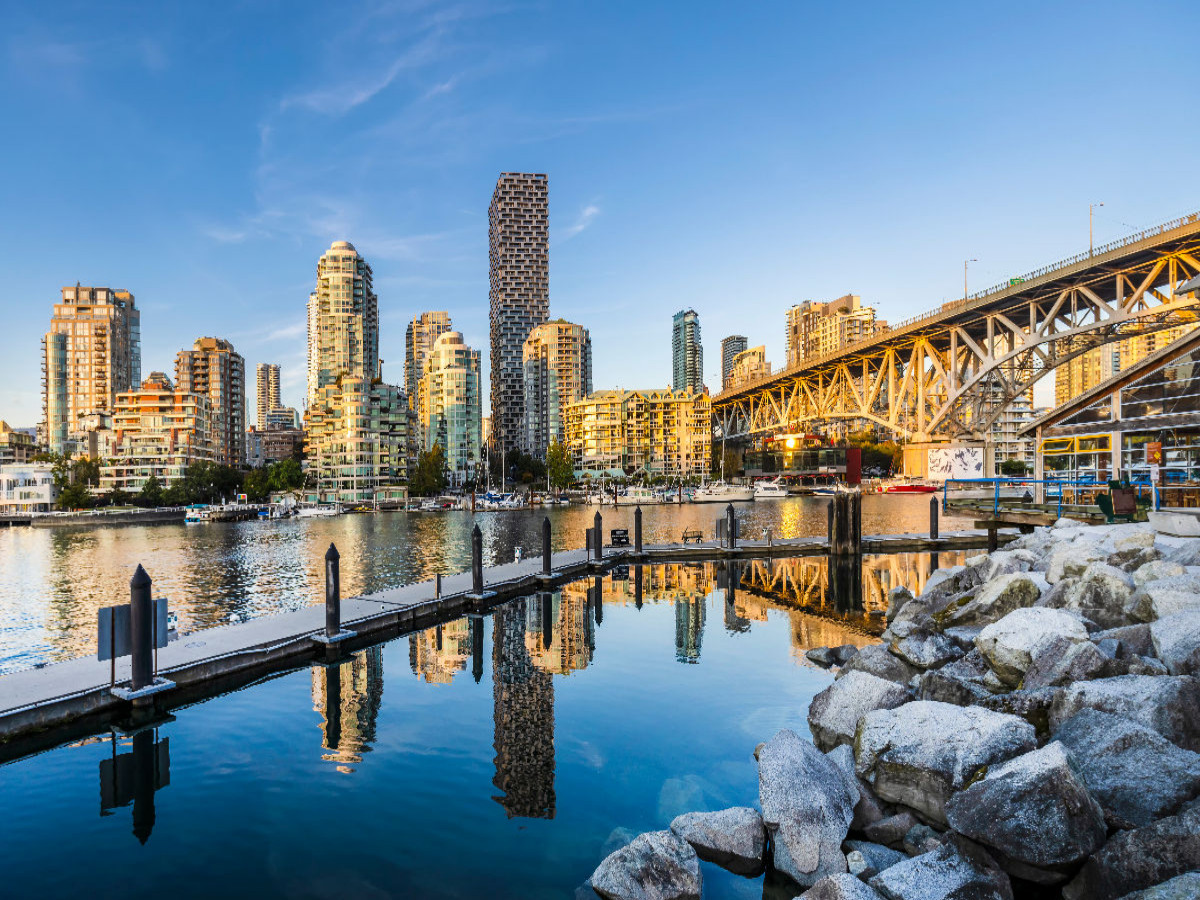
[715, 209, 1200, 403]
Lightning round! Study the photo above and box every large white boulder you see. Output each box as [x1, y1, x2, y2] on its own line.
[976, 607, 1089, 686]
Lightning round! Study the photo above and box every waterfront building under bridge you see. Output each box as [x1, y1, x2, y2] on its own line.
[1024, 320, 1200, 509]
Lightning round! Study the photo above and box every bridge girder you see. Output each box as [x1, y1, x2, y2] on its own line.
[714, 236, 1200, 444]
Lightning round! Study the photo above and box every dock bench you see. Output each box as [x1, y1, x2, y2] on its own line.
[610, 528, 630, 547]
[681, 528, 703, 544]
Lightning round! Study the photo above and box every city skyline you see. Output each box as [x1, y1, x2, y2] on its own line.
[4, 2, 1196, 426]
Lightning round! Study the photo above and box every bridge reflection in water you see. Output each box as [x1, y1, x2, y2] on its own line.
[302, 554, 960, 820]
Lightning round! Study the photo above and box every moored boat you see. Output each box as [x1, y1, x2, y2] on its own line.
[753, 478, 788, 499]
[693, 480, 755, 503]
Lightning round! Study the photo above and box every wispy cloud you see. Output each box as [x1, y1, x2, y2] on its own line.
[561, 204, 600, 241]
[422, 75, 458, 99]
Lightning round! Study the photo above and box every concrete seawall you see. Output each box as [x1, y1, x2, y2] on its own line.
[30, 509, 186, 528]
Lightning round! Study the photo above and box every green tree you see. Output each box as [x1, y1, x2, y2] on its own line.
[411, 446, 448, 496]
[243, 468, 272, 502]
[546, 440, 573, 491]
[72, 456, 101, 487]
[57, 481, 93, 510]
[162, 482, 189, 507]
[1000, 459, 1029, 476]
[138, 474, 164, 507]
[269, 458, 304, 492]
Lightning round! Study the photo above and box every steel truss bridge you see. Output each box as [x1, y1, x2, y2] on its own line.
[713, 212, 1200, 444]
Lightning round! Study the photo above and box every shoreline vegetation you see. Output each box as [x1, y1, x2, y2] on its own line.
[584, 519, 1200, 900]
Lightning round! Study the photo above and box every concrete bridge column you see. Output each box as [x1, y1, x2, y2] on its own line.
[983, 440, 996, 479]
[1033, 426, 1045, 504]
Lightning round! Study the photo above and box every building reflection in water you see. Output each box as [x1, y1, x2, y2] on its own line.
[310, 646, 384, 774]
[98, 727, 170, 845]
[492, 598, 556, 818]
[409, 618, 474, 684]
[524, 591, 594, 675]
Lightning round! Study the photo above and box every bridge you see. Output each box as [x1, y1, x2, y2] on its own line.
[713, 211, 1200, 455]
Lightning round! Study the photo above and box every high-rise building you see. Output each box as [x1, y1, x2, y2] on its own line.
[416, 331, 482, 486]
[1054, 325, 1198, 407]
[727, 345, 771, 388]
[720, 335, 748, 390]
[785, 294, 885, 367]
[563, 388, 712, 479]
[256, 363, 281, 430]
[521, 319, 592, 456]
[304, 241, 410, 504]
[99, 372, 215, 492]
[672, 309, 703, 393]
[405, 312, 452, 412]
[489, 173, 549, 453]
[0, 422, 34, 466]
[42, 285, 141, 455]
[175, 337, 246, 466]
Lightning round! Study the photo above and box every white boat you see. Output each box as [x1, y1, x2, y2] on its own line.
[297, 504, 340, 517]
[184, 505, 210, 524]
[753, 478, 789, 499]
[693, 481, 755, 503]
[612, 486, 662, 506]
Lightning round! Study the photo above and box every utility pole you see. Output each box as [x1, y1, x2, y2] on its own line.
[1090, 202, 1104, 255]
[964, 259, 978, 300]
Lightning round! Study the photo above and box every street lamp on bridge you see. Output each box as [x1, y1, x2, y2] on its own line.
[1090, 201, 1105, 255]
[964, 258, 978, 299]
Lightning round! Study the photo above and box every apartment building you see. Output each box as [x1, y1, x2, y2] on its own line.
[726, 345, 771, 388]
[176, 337, 245, 466]
[672, 310, 703, 393]
[564, 388, 712, 479]
[785, 294, 884, 367]
[416, 331, 482, 486]
[42, 285, 141, 454]
[521, 319, 592, 456]
[720, 335, 748, 390]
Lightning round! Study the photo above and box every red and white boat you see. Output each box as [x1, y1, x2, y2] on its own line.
[877, 476, 939, 494]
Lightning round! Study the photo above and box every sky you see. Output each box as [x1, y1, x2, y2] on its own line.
[2, 0, 1198, 426]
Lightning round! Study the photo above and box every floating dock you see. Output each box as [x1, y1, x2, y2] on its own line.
[0, 530, 1011, 759]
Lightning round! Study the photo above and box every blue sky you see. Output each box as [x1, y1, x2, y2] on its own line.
[2, 0, 1198, 425]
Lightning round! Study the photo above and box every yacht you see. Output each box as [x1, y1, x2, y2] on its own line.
[297, 504, 340, 517]
[692, 481, 755, 503]
[879, 476, 939, 494]
[753, 478, 789, 499]
[612, 486, 662, 506]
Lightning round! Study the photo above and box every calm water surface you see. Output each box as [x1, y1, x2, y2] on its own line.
[0, 558, 961, 899]
[0, 494, 968, 673]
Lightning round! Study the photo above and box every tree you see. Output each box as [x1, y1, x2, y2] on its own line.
[57, 482, 93, 510]
[1000, 459, 1029, 476]
[269, 458, 304, 492]
[243, 467, 272, 502]
[138, 475, 164, 507]
[411, 446, 448, 496]
[72, 456, 101, 487]
[546, 440, 573, 491]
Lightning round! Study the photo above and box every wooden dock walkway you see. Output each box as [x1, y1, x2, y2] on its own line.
[0, 530, 1009, 759]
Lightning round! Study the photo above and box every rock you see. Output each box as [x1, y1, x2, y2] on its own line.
[1108, 546, 1163, 573]
[591, 830, 702, 900]
[669, 807, 765, 877]
[901, 824, 943, 856]
[807, 647, 840, 668]
[1063, 798, 1200, 900]
[1055, 709, 1200, 828]
[867, 835, 1013, 900]
[809, 672, 911, 752]
[799, 874, 886, 900]
[1093, 623, 1155, 658]
[1150, 610, 1200, 676]
[1049, 675, 1200, 751]
[919, 650, 995, 706]
[888, 631, 962, 670]
[1115, 530, 1156, 551]
[1116, 872, 1200, 899]
[1126, 574, 1200, 622]
[862, 812, 918, 848]
[1040, 563, 1135, 630]
[886, 586, 914, 621]
[1046, 542, 1104, 583]
[833, 645, 860, 665]
[844, 841, 906, 879]
[941, 625, 983, 653]
[937, 573, 1042, 628]
[1120, 655, 1170, 677]
[976, 607, 1089, 686]
[944, 742, 1106, 883]
[758, 729, 856, 886]
[1165, 540, 1200, 567]
[838, 644, 919, 686]
[854, 701, 1037, 825]
[825, 743, 888, 833]
[1133, 559, 1186, 586]
[602, 827, 639, 857]
[974, 687, 1061, 738]
[1021, 637, 1111, 689]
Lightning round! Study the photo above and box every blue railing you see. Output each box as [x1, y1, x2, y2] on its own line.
[942, 477, 1114, 520]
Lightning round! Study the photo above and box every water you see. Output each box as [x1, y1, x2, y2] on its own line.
[0, 493, 967, 673]
[0, 558, 961, 899]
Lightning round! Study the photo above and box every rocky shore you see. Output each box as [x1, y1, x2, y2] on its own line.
[584, 520, 1200, 899]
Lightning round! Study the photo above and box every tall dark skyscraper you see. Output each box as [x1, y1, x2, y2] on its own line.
[672, 309, 704, 393]
[720, 334, 748, 391]
[489, 173, 549, 452]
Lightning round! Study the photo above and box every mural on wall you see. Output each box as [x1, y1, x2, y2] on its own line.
[927, 446, 984, 480]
